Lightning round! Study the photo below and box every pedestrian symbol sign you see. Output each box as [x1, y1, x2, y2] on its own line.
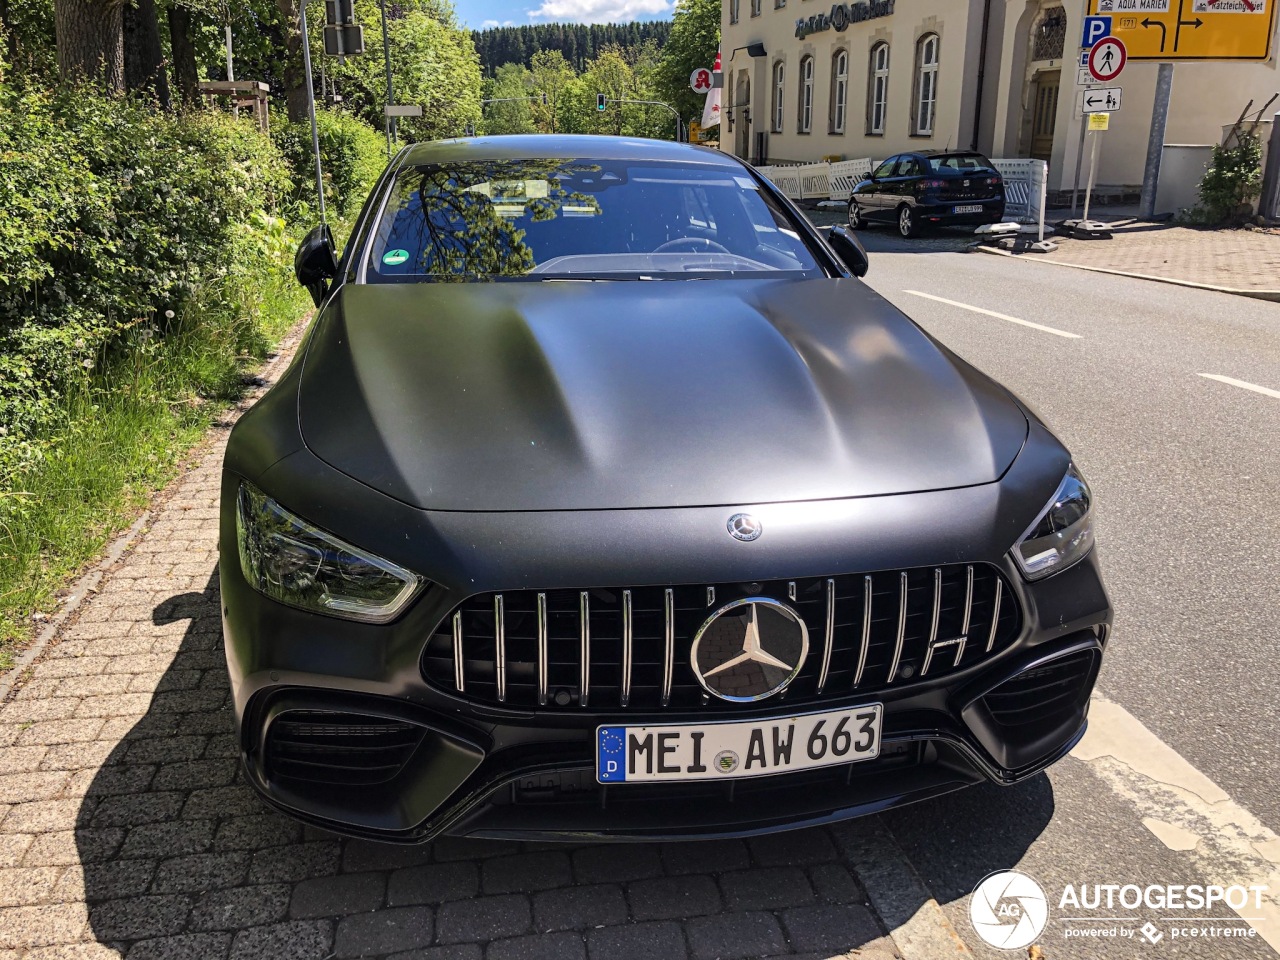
[1090, 0, 1275, 59]
[1088, 36, 1127, 81]
[1081, 86, 1123, 112]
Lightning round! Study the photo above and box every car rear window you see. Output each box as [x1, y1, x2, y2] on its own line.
[363, 158, 823, 282]
[926, 154, 998, 175]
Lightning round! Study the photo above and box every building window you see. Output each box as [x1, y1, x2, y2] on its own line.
[831, 50, 848, 133]
[775, 0, 785, 8]
[730, 0, 739, 23]
[798, 56, 813, 133]
[750, 0, 761, 17]
[866, 42, 888, 135]
[772, 61, 785, 133]
[913, 34, 939, 136]
[1033, 7, 1067, 60]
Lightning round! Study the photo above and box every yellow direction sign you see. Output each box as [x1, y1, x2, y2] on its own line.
[1088, 112, 1111, 130]
[1089, 0, 1275, 60]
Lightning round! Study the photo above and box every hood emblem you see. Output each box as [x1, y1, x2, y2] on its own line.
[727, 513, 762, 541]
[691, 598, 809, 701]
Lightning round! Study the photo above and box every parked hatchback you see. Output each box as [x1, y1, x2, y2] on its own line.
[848, 151, 1005, 238]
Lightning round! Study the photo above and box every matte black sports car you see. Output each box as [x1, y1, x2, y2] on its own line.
[848, 151, 1006, 238]
[220, 135, 1110, 843]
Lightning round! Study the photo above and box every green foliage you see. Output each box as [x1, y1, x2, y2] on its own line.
[482, 63, 536, 135]
[276, 109, 388, 216]
[314, 0, 482, 142]
[472, 20, 672, 74]
[653, 0, 720, 122]
[0, 80, 324, 656]
[1193, 133, 1264, 224]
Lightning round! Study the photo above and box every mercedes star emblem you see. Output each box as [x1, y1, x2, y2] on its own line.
[727, 513, 762, 541]
[690, 597, 809, 701]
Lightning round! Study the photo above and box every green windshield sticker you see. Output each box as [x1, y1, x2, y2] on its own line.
[382, 249, 410, 265]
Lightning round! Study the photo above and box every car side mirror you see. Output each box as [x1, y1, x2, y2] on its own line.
[826, 224, 870, 278]
[295, 224, 338, 307]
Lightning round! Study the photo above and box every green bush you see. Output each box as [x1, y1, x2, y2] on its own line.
[0, 85, 298, 473]
[1194, 133, 1264, 224]
[275, 109, 388, 218]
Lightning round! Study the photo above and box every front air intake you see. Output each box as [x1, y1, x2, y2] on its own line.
[264, 710, 427, 786]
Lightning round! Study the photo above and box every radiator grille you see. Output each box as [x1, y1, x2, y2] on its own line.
[423, 564, 1020, 711]
[265, 710, 426, 786]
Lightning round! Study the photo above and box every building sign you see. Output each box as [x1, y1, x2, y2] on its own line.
[796, 0, 895, 39]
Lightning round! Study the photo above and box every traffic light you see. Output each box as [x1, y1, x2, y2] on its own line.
[542, 92, 548, 106]
[596, 94, 606, 111]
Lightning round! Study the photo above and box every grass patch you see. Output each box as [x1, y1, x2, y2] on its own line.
[0, 259, 310, 670]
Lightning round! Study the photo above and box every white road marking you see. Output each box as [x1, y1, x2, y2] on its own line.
[1074, 692, 1280, 951]
[903, 290, 1082, 339]
[1198, 373, 1280, 401]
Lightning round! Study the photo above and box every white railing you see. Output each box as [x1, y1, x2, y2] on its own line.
[828, 159, 874, 200]
[753, 156, 1049, 226]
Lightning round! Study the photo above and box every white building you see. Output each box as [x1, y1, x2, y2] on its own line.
[718, 0, 1278, 205]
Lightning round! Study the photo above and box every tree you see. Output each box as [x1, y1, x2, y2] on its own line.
[53, 0, 125, 90]
[123, 0, 169, 105]
[166, 4, 199, 105]
[483, 62, 534, 135]
[581, 45, 632, 136]
[654, 0, 718, 124]
[275, 0, 307, 122]
[528, 49, 573, 134]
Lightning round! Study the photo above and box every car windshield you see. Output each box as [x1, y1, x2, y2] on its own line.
[926, 153, 998, 175]
[364, 157, 823, 281]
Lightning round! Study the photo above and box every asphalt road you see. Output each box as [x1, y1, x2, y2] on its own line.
[821, 213, 1280, 958]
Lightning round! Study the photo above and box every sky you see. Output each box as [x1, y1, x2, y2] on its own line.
[457, 0, 674, 30]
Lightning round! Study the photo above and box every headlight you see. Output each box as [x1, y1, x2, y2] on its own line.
[236, 482, 422, 622]
[1012, 463, 1095, 580]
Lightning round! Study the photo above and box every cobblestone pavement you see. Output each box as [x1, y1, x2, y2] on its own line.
[0, 327, 905, 960]
[1032, 222, 1280, 293]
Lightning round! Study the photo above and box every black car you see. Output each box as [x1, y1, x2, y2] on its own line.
[220, 135, 1110, 843]
[848, 151, 1006, 238]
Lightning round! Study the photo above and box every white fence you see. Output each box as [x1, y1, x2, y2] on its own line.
[754, 157, 1048, 226]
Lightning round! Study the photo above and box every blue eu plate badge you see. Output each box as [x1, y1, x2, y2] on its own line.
[598, 727, 627, 782]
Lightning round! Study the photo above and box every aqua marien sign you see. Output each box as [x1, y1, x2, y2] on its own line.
[795, 0, 895, 38]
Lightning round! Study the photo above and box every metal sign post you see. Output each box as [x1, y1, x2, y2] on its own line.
[299, 0, 326, 224]
[379, 0, 394, 158]
[1082, 113, 1108, 223]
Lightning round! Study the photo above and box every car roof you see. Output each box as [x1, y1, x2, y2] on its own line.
[396, 135, 743, 169]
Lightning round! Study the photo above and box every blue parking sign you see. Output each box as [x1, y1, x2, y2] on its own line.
[1081, 16, 1111, 50]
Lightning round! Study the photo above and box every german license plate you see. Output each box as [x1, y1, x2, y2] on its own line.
[596, 705, 882, 783]
[954, 204, 983, 214]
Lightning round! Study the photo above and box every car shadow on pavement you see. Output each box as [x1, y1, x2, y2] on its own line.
[71, 569, 1055, 960]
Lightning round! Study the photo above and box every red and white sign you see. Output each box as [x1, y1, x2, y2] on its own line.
[690, 68, 713, 93]
[1088, 36, 1126, 82]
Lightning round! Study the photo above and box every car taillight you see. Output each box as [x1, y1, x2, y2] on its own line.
[984, 176, 1001, 186]
[918, 179, 946, 191]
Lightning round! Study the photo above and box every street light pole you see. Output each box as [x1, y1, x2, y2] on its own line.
[379, 0, 394, 158]
[602, 98, 685, 142]
[299, 0, 326, 224]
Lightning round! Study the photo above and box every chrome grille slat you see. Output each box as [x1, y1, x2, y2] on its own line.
[536, 592, 548, 707]
[887, 572, 908, 684]
[816, 578, 835, 694]
[452, 612, 464, 693]
[424, 564, 1021, 711]
[494, 594, 506, 704]
[621, 589, 633, 708]
[661, 588, 674, 707]
[852, 575, 872, 688]
[987, 579, 1003, 653]
[580, 590, 590, 708]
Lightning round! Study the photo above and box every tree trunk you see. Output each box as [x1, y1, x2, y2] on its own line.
[123, 0, 170, 106]
[166, 4, 198, 106]
[275, 0, 309, 122]
[54, 0, 125, 91]
[1, 0, 17, 72]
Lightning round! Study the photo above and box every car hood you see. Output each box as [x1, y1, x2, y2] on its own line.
[298, 279, 1027, 512]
